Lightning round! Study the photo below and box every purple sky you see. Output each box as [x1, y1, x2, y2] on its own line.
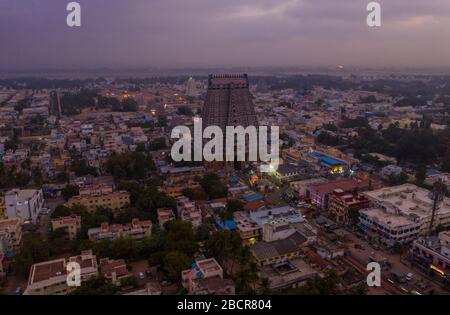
[1, 0, 450, 70]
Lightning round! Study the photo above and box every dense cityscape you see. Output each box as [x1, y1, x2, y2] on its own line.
[0, 71, 449, 297]
[1, 1, 450, 307]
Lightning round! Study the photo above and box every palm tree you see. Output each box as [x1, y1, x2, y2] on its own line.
[259, 278, 271, 294]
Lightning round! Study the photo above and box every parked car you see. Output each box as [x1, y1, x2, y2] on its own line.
[406, 273, 414, 281]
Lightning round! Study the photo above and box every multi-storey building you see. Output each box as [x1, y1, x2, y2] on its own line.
[5, 189, 45, 224]
[182, 258, 235, 295]
[363, 184, 450, 235]
[328, 189, 370, 225]
[51, 215, 81, 240]
[177, 196, 202, 227]
[99, 258, 130, 285]
[250, 206, 305, 227]
[67, 191, 130, 213]
[411, 230, 450, 280]
[24, 250, 98, 295]
[88, 218, 152, 242]
[308, 179, 370, 210]
[163, 181, 200, 198]
[157, 208, 175, 228]
[233, 211, 260, 244]
[358, 207, 421, 247]
[0, 218, 22, 254]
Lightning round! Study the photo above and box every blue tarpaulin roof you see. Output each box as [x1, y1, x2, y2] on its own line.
[215, 219, 237, 230]
[320, 156, 346, 167]
[244, 194, 263, 202]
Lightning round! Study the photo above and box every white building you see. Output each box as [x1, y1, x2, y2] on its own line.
[363, 184, 450, 236]
[358, 207, 421, 247]
[5, 189, 45, 224]
[24, 250, 98, 295]
[411, 230, 450, 279]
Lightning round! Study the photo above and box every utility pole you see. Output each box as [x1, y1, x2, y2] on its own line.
[429, 179, 444, 236]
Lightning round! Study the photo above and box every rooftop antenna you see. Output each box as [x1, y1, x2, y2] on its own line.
[429, 179, 445, 236]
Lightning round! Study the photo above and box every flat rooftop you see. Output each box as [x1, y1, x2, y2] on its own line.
[0, 218, 20, 230]
[196, 258, 222, 274]
[6, 189, 40, 201]
[364, 184, 450, 219]
[360, 207, 417, 228]
[29, 259, 66, 284]
[260, 258, 318, 289]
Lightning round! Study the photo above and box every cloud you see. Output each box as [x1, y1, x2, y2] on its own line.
[0, 0, 449, 69]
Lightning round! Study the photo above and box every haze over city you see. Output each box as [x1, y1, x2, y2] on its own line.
[1, 0, 450, 304]
[1, 0, 450, 71]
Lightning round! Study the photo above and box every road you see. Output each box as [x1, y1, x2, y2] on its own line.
[337, 228, 448, 295]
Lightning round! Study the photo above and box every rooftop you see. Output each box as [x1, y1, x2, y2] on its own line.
[311, 178, 369, 194]
[5, 189, 40, 201]
[364, 184, 450, 219]
[250, 231, 307, 260]
[360, 207, 418, 228]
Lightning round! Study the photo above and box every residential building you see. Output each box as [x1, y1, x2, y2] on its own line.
[177, 196, 202, 227]
[99, 258, 130, 286]
[164, 181, 200, 198]
[182, 258, 235, 295]
[289, 177, 328, 198]
[0, 218, 22, 254]
[328, 189, 370, 225]
[24, 250, 98, 295]
[67, 191, 130, 213]
[5, 189, 45, 224]
[88, 218, 152, 242]
[363, 184, 450, 235]
[250, 231, 308, 266]
[51, 215, 81, 240]
[358, 207, 421, 247]
[157, 208, 175, 227]
[250, 206, 305, 228]
[308, 179, 370, 210]
[411, 230, 450, 279]
[380, 165, 403, 178]
[259, 258, 319, 290]
[273, 163, 305, 181]
[233, 211, 260, 244]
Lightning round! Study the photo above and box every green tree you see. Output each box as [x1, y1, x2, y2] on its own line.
[62, 184, 80, 201]
[415, 165, 427, 185]
[200, 173, 228, 199]
[164, 220, 198, 257]
[71, 276, 119, 295]
[163, 251, 191, 282]
[12, 233, 50, 278]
